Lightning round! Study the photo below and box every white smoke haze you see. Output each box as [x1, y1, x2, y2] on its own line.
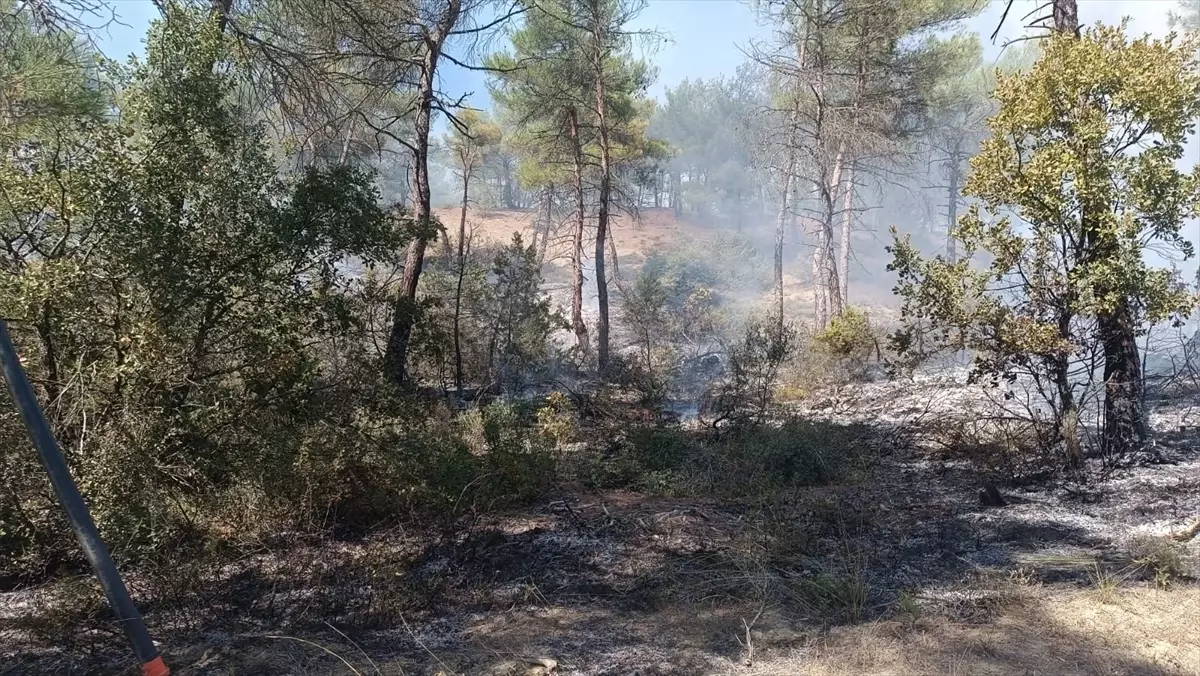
[84, 0, 1194, 327]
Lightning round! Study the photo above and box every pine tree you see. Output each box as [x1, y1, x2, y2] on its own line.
[488, 0, 596, 356]
[753, 0, 983, 329]
[445, 110, 501, 392]
[489, 0, 655, 371]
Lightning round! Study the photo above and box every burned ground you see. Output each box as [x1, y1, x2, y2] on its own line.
[5, 375, 1200, 675]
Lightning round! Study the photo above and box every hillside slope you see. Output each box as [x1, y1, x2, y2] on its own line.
[432, 206, 899, 322]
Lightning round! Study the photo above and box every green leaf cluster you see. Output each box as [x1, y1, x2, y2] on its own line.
[890, 25, 1200, 391]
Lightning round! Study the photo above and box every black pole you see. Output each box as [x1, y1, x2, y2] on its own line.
[0, 319, 168, 676]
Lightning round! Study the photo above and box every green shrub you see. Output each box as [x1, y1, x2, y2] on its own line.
[815, 307, 876, 360]
[586, 418, 864, 499]
[536, 391, 578, 447]
[699, 420, 857, 496]
[577, 451, 643, 490]
[627, 426, 694, 472]
[703, 317, 797, 424]
[478, 400, 557, 503]
[812, 307, 881, 382]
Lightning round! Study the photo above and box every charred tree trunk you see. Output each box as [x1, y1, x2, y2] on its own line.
[567, 108, 589, 354]
[1101, 303, 1149, 460]
[383, 0, 462, 386]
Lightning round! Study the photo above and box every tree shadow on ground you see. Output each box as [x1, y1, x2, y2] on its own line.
[3, 414, 1199, 674]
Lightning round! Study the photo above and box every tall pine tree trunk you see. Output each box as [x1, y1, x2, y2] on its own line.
[812, 225, 827, 327]
[776, 170, 794, 334]
[946, 143, 960, 261]
[833, 55, 864, 314]
[776, 107, 798, 335]
[672, 172, 682, 218]
[567, 108, 589, 354]
[838, 166, 853, 307]
[537, 183, 553, 267]
[1053, 0, 1079, 37]
[594, 32, 612, 372]
[815, 142, 847, 327]
[383, 0, 461, 386]
[453, 167, 470, 393]
[502, 160, 515, 208]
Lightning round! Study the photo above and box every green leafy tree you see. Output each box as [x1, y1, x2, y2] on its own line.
[921, 39, 1043, 260]
[890, 26, 1200, 467]
[650, 72, 763, 226]
[1172, 1, 1200, 34]
[577, 0, 652, 373]
[753, 0, 983, 328]
[1, 5, 400, 565]
[486, 234, 566, 392]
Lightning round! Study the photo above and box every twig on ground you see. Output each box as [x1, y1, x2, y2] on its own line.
[259, 635, 364, 675]
[736, 602, 766, 667]
[400, 613, 459, 676]
[323, 620, 386, 676]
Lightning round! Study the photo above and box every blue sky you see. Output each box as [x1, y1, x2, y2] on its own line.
[95, 0, 1181, 108]
[89, 0, 1198, 275]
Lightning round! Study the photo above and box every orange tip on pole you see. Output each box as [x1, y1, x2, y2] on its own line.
[142, 656, 169, 676]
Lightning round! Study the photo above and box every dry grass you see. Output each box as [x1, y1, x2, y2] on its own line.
[431, 206, 899, 325]
[430, 206, 694, 265]
[186, 584, 1200, 675]
[775, 585, 1200, 676]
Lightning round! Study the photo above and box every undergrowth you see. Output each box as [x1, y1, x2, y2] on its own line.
[574, 418, 870, 499]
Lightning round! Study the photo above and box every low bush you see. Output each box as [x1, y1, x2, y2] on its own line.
[814, 307, 880, 378]
[693, 420, 864, 498]
[1127, 534, 1192, 585]
[925, 411, 1060, 483]
[702, 316, 797, 424]
[778, 307, 887, 401]
[585, 418, 867, 499]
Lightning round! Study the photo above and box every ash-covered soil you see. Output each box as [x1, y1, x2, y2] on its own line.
[4, 372, 1200, 675]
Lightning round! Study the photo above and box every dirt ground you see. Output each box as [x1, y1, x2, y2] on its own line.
[429, 206, 903, 330]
